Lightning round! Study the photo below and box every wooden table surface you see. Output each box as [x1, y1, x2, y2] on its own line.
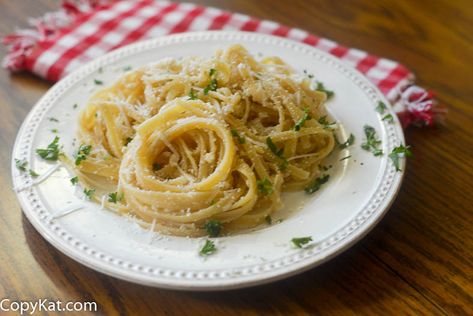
[1, 0, 472, 315]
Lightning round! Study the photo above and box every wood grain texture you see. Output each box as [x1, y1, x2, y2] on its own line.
[0, 0, 472, 315]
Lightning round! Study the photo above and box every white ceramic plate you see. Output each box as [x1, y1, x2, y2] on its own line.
[12, 31, 405, 290]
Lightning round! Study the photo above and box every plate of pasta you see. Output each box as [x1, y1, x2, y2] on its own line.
[12, 31, 406, 290]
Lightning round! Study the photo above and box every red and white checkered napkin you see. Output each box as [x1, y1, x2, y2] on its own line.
[2, 0, 442, 128]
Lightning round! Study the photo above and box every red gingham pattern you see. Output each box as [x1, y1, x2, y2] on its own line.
[4, 0, 441, 127]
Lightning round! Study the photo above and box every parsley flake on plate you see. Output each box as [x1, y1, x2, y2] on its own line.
[315, 82, 334, 99]
[36, 136, 61, 161]
[375, 101, 394, 123]
[375, 101, 387, 114]
[83, 188, 95, 200]
[304, 174, 330, 194]
[15, 158, 38, 177]
[15, 159, 27, 172]
[199, 239, 217, 256]
[28, 169, 39, 178]
[382, 114, 394, 123]
[339, 133, 355, 149]
[291, 236, 313, 248]
[389, 144, 413, 171]
[70, 176, 79, 185]
[361, 125, 383, 156]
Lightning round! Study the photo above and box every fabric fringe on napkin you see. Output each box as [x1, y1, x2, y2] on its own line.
[1, 0, 443, 128]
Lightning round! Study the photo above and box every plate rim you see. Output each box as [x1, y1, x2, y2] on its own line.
[11, 30, 405, 290]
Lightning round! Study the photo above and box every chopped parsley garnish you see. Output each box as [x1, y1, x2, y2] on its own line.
[265, 215, 272, 225]
[98, 67, 103, 74]
[94, 79, 103, 85]
[338, 133, 355, 149]
[382, 114, 394, 123]
[266, 137, 288, 170]
[70, 176, 79, 185]
[48, 117, 59, 122]
[29, 169, 39, 178]
[257, 178, 274, 195]
[231, 129, 246, 144]
[278, 159, 288, 171]
[36, 136, 61, 161]
[317, 116, 335, 129]
[375, 101, 387, 114]
[340, 155, 351, 161]
[75, 144, 92, 166]
[375, 101, 394, 123]
[303, 70, 314, 79]
[83, 188, 95, 200]
[14, 158, 38, 179]
[199, 239, 217, 256]
[124, 137, 133, 146]
[319, 164, 332, 171]
[361, 125, 383, 156]
[123, 66, 132, 71]
[15, 159, 27, 172]
[203, 69, 218, 95]
[108, 192, 123, 203]
[291, 236, 313, 248]
[51, 129, 58, 133]
[73, 104, 78, 109]
[266, 136, 283, 157]
[304, 174, 330, 194]
[188, 88, 198, 100]
[204, 219, 222, 237]
[388, 144, 413, 171]
[294, 108, 312, 131]
[315, 82, 334, 99]
[153, 163, 162, 171]
[204, 79, 218, 95]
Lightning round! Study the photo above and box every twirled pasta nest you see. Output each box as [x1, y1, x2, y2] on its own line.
[64, 44, 335, 236]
